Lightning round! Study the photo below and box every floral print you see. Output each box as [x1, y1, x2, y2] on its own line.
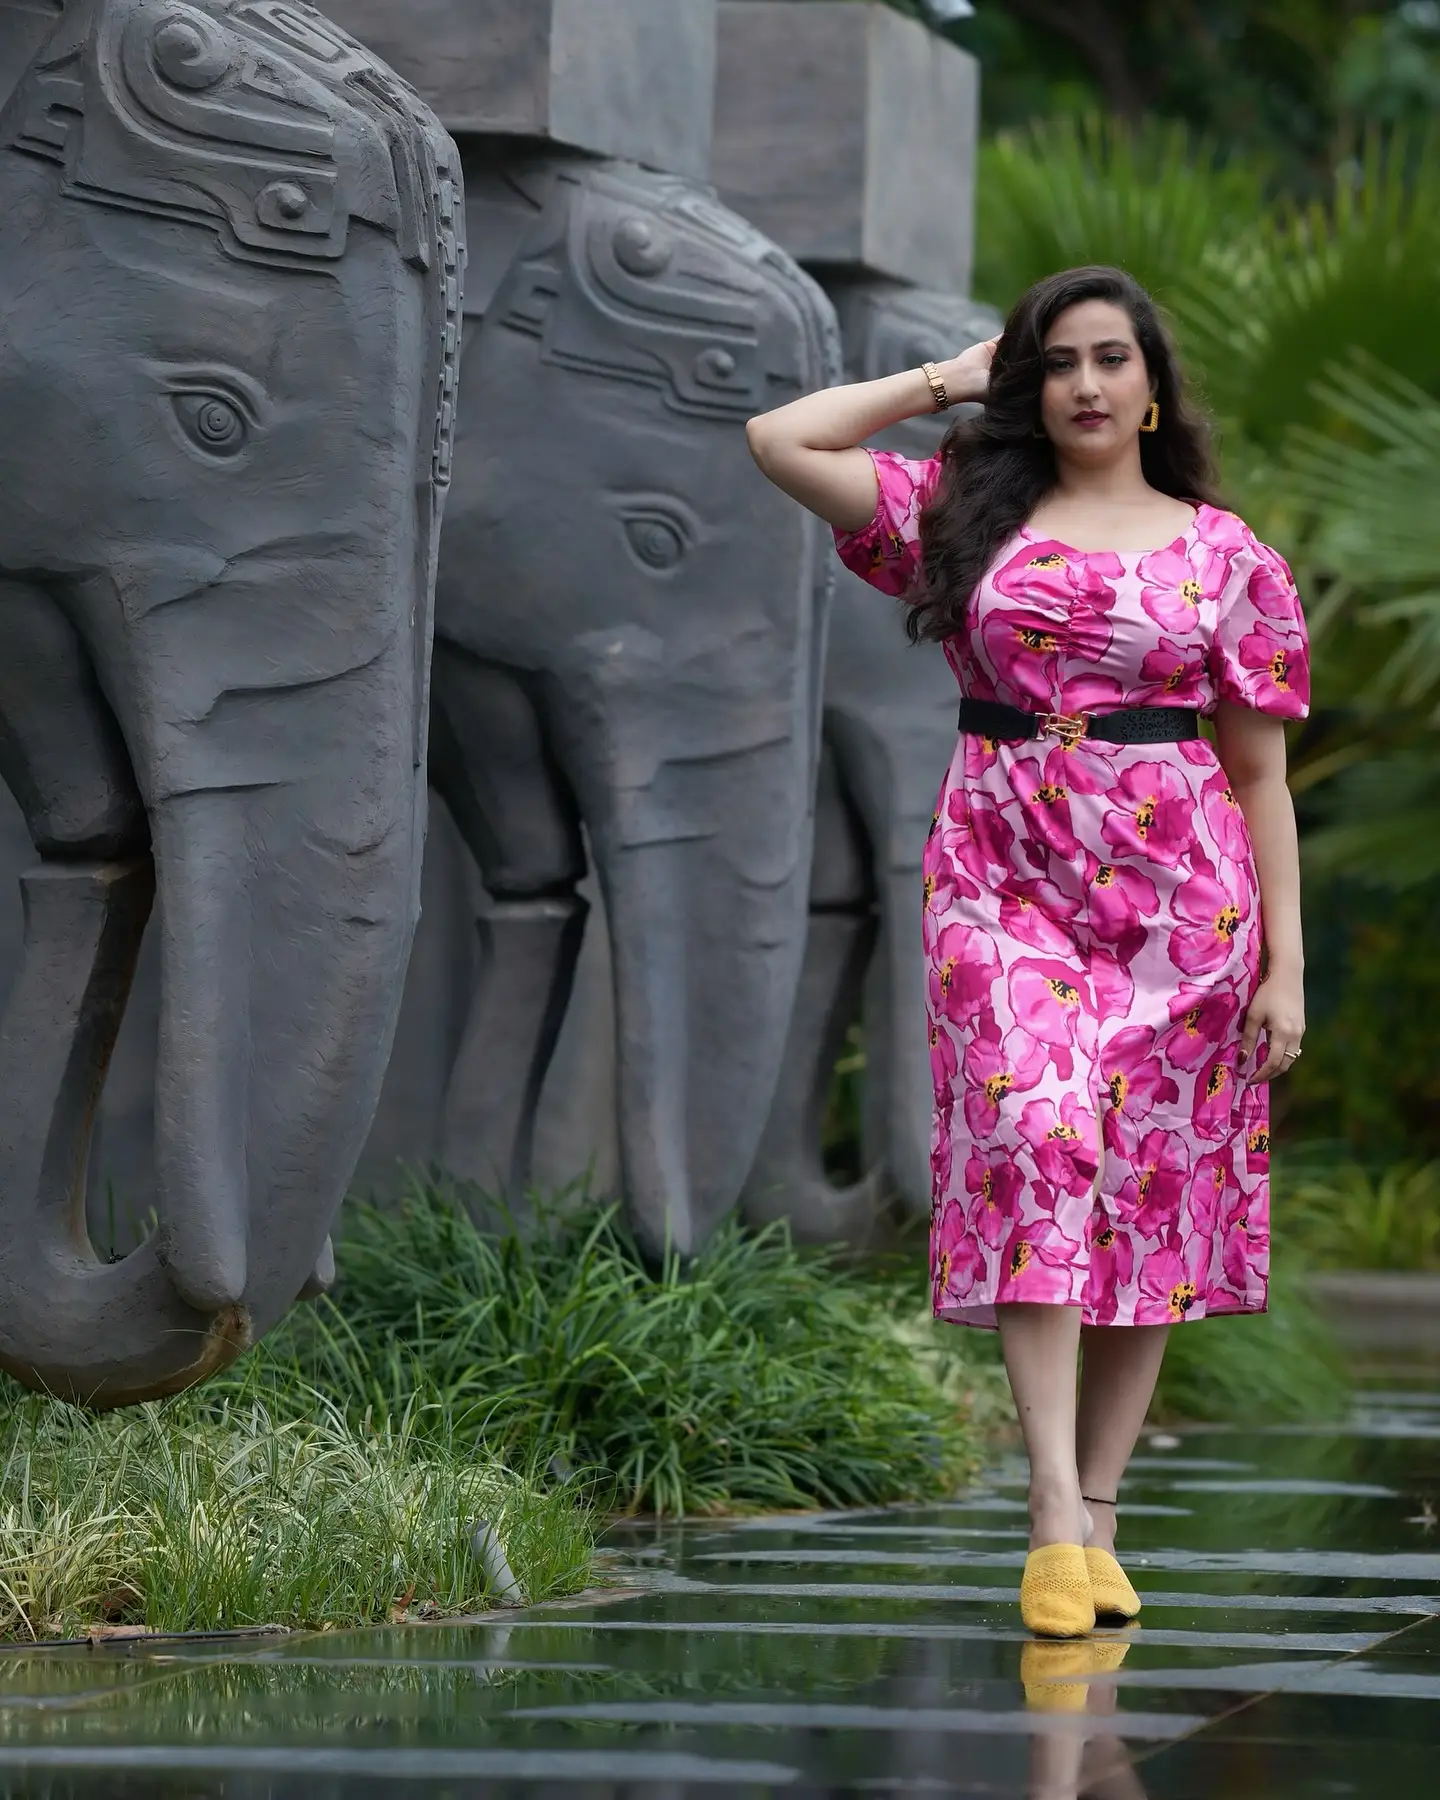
[834, 450, 1310, 1328]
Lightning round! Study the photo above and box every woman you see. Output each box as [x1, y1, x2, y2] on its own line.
[746, 267, 1308, 1638]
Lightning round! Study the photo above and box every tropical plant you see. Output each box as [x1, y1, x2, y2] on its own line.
[952, 3, 1430, 188]
[260, 1178, 982, 1518]
[973, 113, 1265, 325]
[1284, 356, 1440, 706]
[1273, 1159, 1440, 1269]
[1278, 879, 1440, 1156]
[1177, 126, 1440, 444]
[0, 1381, 592, 1641]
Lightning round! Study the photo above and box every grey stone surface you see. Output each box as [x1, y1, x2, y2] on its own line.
[713, 0, 979, 292]
[715, 6, 993, 1238]
[736, 284, 998, 1237]
[1312, 1271, 1440, 1353]
[0, 0, 463, 1403]
[323, 0, 717, 178]
[412, 145, 840, 1256]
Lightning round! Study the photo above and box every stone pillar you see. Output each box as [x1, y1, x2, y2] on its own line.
[324, 0, 717, 175]
[712, 0, 979, 295]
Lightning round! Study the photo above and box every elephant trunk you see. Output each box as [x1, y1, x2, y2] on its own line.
[0, 556, 430, 1406]
[556, 652, 820, 1259]
[0, 857, 249, 1405]
[145, 563, 430, 1339]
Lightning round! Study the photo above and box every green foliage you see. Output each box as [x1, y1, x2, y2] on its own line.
[948, 3, 1419, 189]
[821, 1019, 868, 1183]
[1274, 1159, 1440, 1270]
[1150, 1255, 1352, 1422]
[266, 1179, 981, 1519]
[1283, 356, 1440, 705]
[1282, 884, 1440, 1156]
[1179, 128, 1440, 444]
[0, 1381, 591, 1642]
[973, 114, 1264, 322]
[1334, 4, 1440, 124]
[1301, 748, 1440, 890]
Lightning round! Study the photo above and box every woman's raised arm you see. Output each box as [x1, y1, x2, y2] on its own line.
[746, 339, 997, 533]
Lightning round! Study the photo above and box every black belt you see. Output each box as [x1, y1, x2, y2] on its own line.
[957, 697, 1201, 746]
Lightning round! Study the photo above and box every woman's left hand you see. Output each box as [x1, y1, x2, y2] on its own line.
[1240, 967, 1306, 1082]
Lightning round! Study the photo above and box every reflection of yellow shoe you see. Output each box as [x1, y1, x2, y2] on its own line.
[1021, 1636, 1132, 1711]
[1085, 1547, 1142, 1621]
[1020, 1543, 1095, 1638]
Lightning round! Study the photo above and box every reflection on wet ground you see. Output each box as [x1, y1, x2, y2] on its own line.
[0, 1387, 1435, 1795]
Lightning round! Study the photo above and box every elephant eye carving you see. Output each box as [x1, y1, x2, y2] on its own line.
[623, 512, 689, 573]
[172, 391, 249, 459]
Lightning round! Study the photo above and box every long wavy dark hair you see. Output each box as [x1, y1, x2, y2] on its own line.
[907, 266, 1221, 644]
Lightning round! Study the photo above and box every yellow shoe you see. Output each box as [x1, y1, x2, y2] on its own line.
[1020, 1637, 1132, 1711]
[1020, 1543, 1095, 1638]
[1085, 1546, 1142, 1621]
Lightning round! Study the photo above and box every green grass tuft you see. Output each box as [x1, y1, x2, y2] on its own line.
[1273, 1159, 1440, 1272]
[0, 1382, 592, 1643]
[0, 1167, 1353, 1642]
[266, 1176, 983, 1519]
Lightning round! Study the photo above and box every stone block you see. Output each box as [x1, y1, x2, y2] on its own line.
[712, 0, 978, 292]
[322, 0, 717, 177]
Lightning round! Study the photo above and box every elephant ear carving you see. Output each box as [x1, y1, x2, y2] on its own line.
[836, 284, 1003, 385]
[3, 0, 445, 270]
[494, 164, 833, 423]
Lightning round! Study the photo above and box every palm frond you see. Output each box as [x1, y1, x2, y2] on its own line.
[1284, 355, 1440, 582]
[1174, 124, 1440, 437]
[974, 113, 1265, 317]
[1301, 749, 1440, 888]
[1274, 353, 1440, 707]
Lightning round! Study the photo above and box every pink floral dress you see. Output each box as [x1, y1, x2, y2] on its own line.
[835, 451, 1310, 1329]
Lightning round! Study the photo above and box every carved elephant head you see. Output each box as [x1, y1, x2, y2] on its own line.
[427, 151, 840, 1257]
[0, 0, 463, 1402]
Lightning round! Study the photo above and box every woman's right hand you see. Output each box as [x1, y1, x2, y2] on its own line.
[938, 336, 1000, 406]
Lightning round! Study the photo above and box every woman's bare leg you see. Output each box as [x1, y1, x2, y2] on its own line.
[998, 1302, 1086, 1548]
[1075, 1324, 1171, 1553]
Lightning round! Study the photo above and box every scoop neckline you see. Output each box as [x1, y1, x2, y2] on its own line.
[1018, 503, 1206, 559]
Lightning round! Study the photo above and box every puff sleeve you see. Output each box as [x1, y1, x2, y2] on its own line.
[832, 449, 943, 598]
[1208, 525, 1311, 719]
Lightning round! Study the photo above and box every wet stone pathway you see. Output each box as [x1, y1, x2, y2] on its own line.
[0, 1388, 1437, 1797]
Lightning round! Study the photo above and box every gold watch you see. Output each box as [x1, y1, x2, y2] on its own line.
[921, 361, 952, 412]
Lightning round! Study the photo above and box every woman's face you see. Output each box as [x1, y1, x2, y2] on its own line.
[1037, 299, 1155, 459]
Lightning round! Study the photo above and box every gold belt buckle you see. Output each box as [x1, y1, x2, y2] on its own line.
[1040, 711, 1089, 747]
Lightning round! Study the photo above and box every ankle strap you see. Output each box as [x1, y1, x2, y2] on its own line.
[1082, 1494, 1118, 1506]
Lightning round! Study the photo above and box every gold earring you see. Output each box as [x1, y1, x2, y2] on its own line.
[1140, 401, 1160, 433]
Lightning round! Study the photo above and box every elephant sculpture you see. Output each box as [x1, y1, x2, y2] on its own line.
[0, 0, 463, 1403]
[743, 280, 1000, 1243]
[425, 147, 840, 1257]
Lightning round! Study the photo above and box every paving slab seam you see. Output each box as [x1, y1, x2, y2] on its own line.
[1124, 1605, 1440, 1779]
